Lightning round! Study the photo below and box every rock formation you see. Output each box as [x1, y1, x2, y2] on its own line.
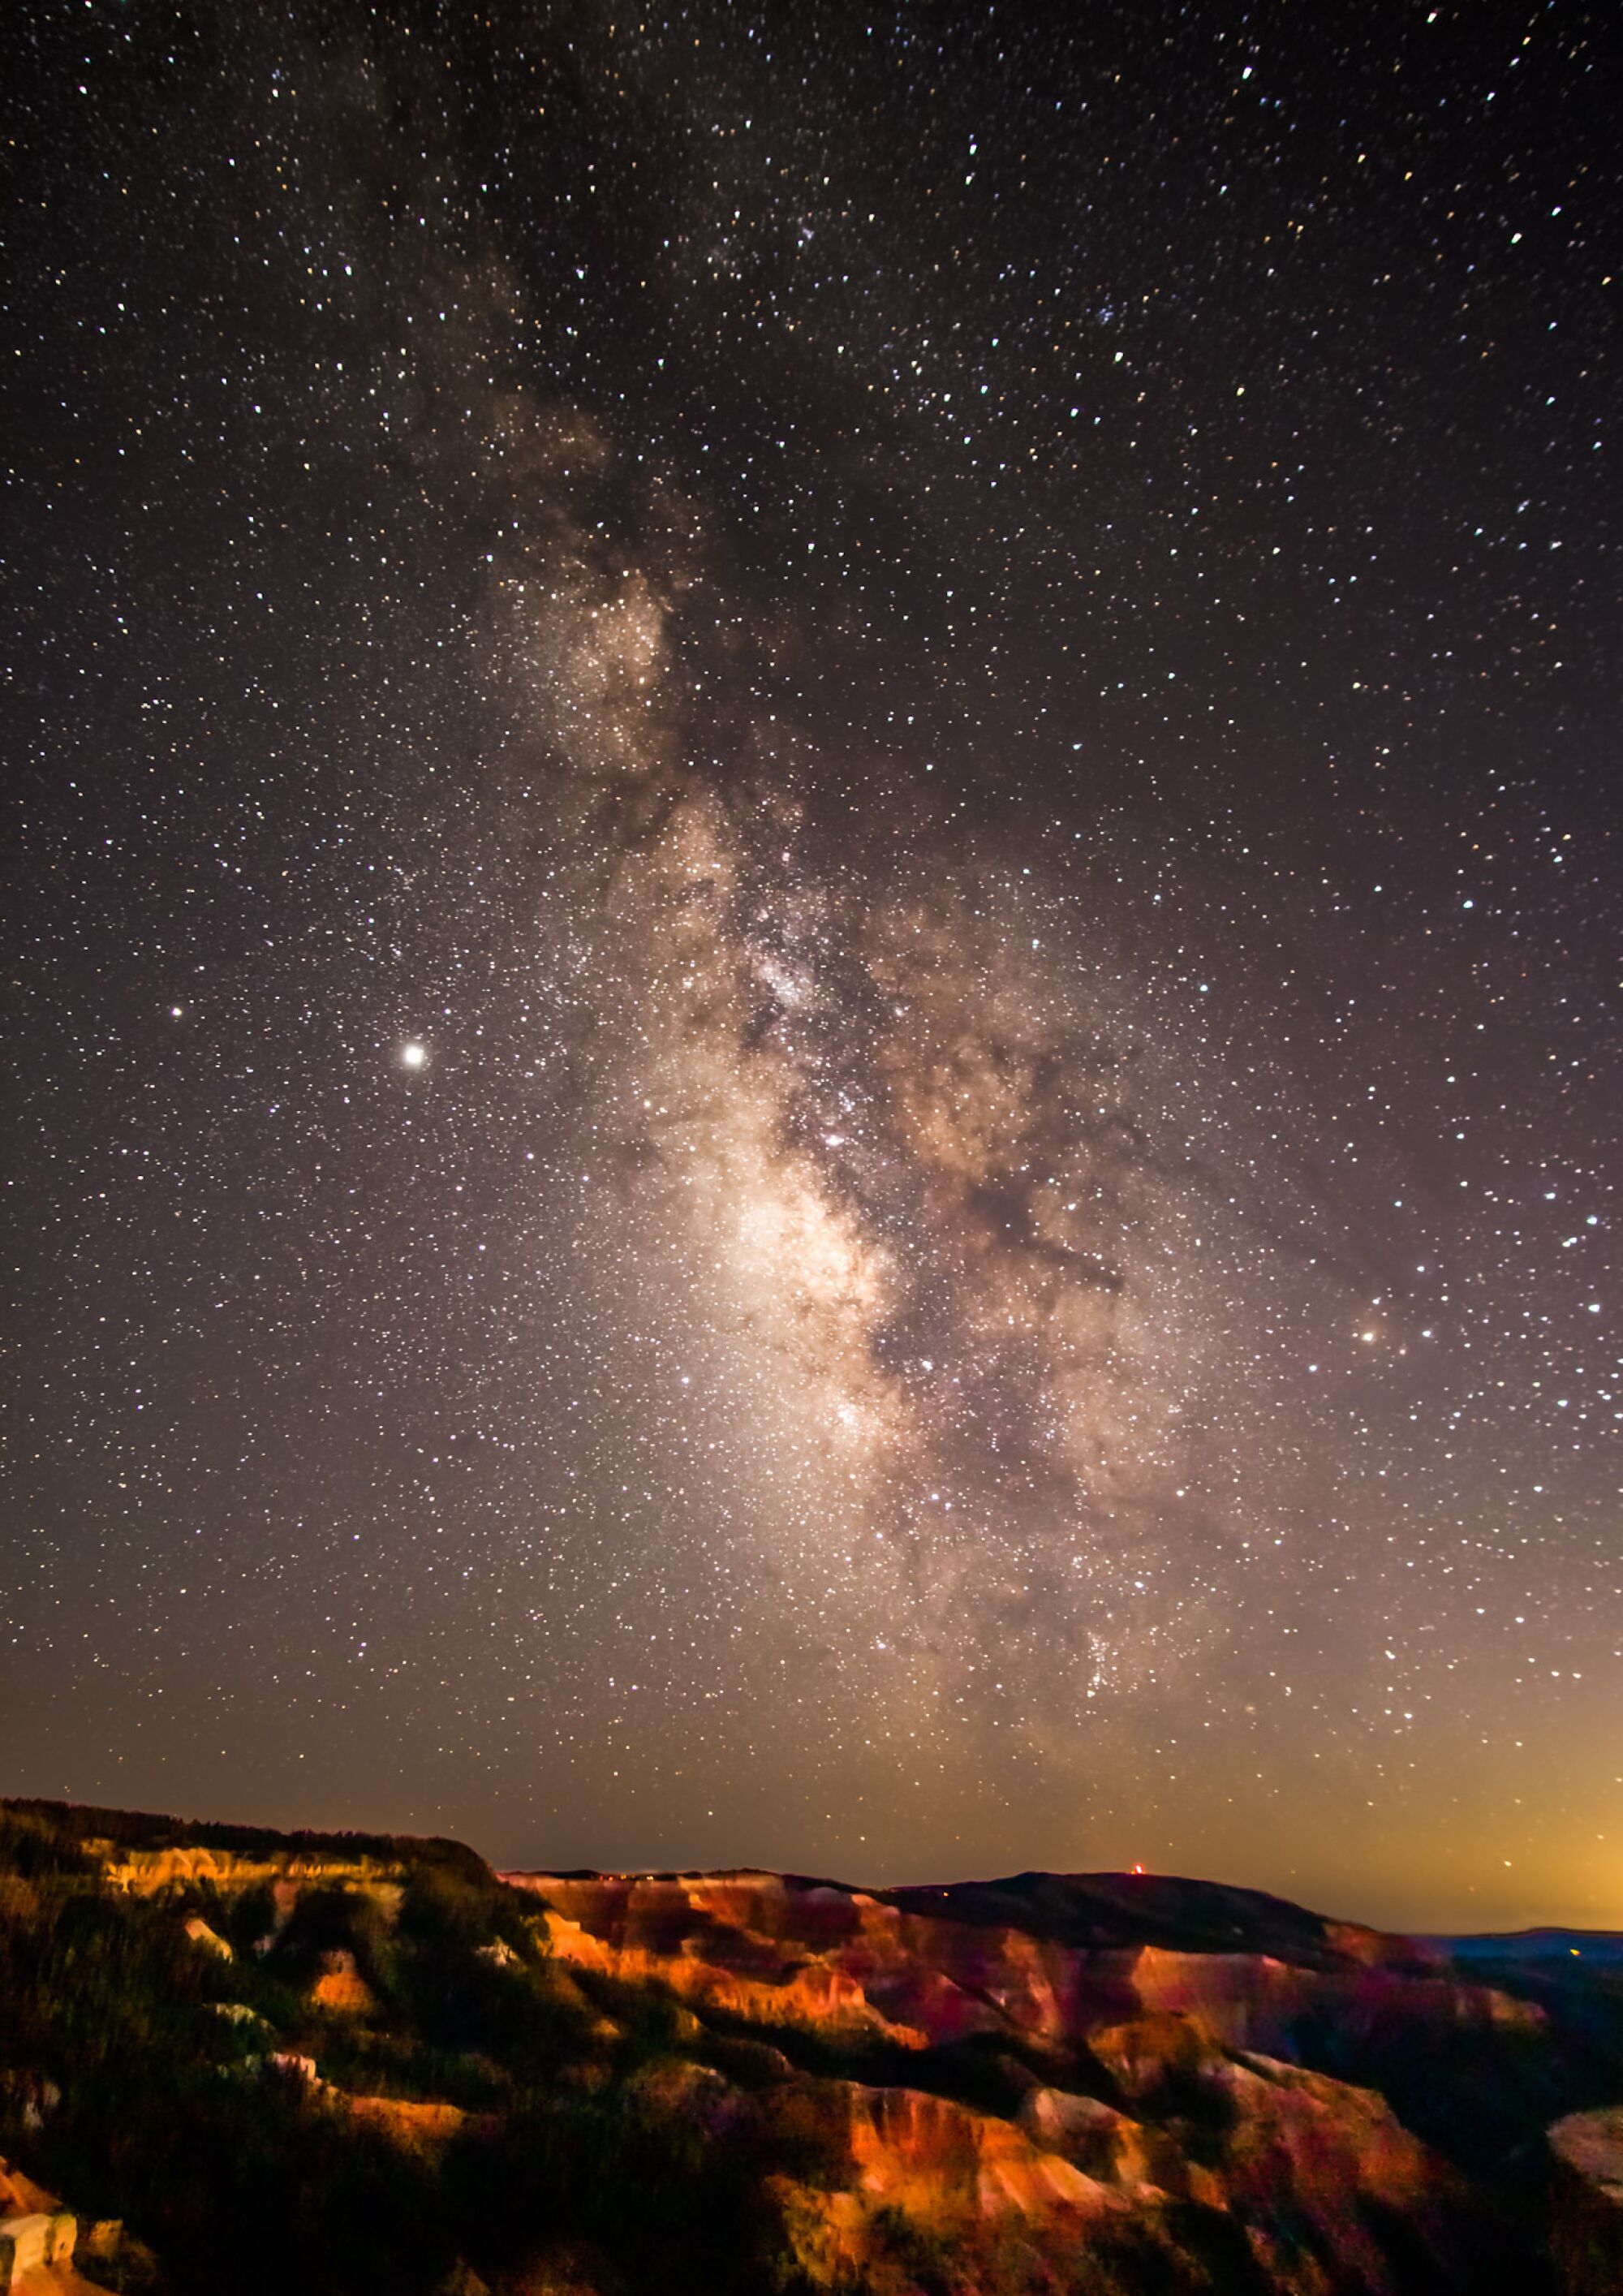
[1549, 2109, 1623, 2296]
[1, 1798, 1617, 2295]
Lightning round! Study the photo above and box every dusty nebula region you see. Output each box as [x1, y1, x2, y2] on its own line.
[453, 370, 1309, 1803]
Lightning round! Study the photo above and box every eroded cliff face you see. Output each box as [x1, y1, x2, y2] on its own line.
[766, 2060, 1470, 2296]
[97, 1846, 407, 1898]
[496, 1867, 1521, 2292]
[506, 1865, 1537, 2068]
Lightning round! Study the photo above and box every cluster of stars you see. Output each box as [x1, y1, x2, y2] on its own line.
[2, 0, 1617, 1930]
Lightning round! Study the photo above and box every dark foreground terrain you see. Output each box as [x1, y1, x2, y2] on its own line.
[1, 1798, 1621, 2294]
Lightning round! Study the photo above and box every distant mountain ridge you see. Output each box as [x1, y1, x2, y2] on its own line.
[1426, 1928, 1623, 1965]
[871, 1867, 1440, 1971]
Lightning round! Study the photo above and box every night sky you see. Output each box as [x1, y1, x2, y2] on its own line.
[6, 0, 1619, 1933]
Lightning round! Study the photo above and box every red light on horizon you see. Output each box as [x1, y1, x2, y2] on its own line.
[1131, 1863, 1145, 1876]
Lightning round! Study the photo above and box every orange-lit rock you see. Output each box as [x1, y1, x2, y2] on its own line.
[181, 1914, 232, 1960]
[0, 2210, 75, 2285]
[0, 2156, 106, 2295]
[842, 2080, 1117, 2219]
[310, 1947, 377, 2015]
[339, 2094, 472, 2151]
[535, 1897, 930, 2048]
[102, 1846, 403, 1900]
[766, 2080, 1132, 2294]
[0, 2165, 58, 2221]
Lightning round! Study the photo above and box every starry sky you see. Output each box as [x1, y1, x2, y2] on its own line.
[5, 0, 1620, 1933]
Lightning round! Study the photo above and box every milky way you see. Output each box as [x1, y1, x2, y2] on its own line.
[6, 0, 1619, 1928]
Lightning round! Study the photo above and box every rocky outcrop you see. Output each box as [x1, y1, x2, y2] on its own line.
[837, 2078, 1120, 2219]
[101, 1845, 405, 1898]
[1018, 2084, 1157, 2185]
[80, 2218, 163, 2291]
[535, 1902, 931, 2048]
[309, 1947, 378, 2015]
[1549, 2109, 1623, 2296]
[341, 2094, 472, 2151]
[0, 2157, 107, 2294]
[769, 2079, 1131, 2292]
[0, 2212, 76, 2285]
[756, 2050, 1471, 2296]
[180, 1915, 232, 1960]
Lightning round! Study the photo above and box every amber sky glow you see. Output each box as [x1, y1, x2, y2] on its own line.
[5, 0, 1619, 1934]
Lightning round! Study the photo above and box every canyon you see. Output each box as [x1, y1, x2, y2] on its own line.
[2, 1800, 1618, 2294]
